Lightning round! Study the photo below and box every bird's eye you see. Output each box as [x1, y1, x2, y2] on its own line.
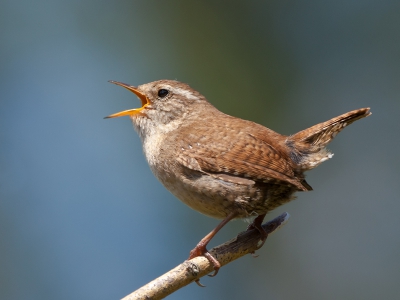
[158, 89, 169, 98]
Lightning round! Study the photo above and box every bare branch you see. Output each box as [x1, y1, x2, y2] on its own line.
[122, 212, 290, 300]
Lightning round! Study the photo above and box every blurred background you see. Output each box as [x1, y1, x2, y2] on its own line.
[1, 1, 399, 299]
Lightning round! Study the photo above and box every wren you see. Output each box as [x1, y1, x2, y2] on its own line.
[105, 80, 371, 278]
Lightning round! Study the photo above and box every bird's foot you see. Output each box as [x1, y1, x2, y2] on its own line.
[246, 214, 268, 254]
[187, 211, 237, 286]
[188, 244, 221, 286]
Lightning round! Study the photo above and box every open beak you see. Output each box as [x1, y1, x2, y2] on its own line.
[104, 80, 150, 119]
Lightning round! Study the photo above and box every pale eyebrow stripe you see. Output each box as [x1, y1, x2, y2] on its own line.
[172, 87, 199, 100]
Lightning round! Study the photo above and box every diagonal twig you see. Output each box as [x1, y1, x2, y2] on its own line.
[122, 212, 290, 300]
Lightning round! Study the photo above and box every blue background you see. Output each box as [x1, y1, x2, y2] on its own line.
[1, 1, 399, 299]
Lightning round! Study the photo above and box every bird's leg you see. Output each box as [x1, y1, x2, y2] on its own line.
[246, 213, 267, 253]
[188, 211, 237, 283]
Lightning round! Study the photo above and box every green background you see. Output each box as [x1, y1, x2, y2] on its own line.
[1, 1, 399, 299]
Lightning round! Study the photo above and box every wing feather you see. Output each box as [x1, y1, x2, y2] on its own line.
[175, 122, 309, 191]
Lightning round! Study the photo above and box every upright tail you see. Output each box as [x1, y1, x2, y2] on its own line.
[287, 108, 371, 170]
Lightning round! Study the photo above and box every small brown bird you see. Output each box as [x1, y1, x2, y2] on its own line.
[106, 80, 370, 277]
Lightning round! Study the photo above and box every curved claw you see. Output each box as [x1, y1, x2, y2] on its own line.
[195, 279, 206, 287]
[203, 251, 221, 275]
[189, 245, 221, 278]
[207, 268, 219, 277]
[255, 235, 267, 250]
[246, 213, 268, 256]
[188, 211, 238, 286]
[248, 235, 267, 258]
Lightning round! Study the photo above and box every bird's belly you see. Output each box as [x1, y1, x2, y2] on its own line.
[152, 167, 296, 219]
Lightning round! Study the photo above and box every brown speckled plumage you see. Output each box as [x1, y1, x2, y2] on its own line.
[106, 79, 371, 278]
